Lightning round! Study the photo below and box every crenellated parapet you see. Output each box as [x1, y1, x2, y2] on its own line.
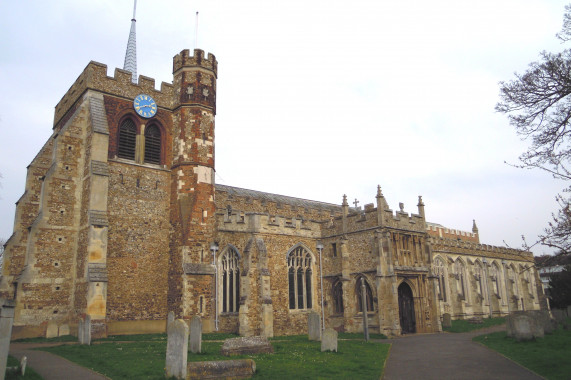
[427, 223, 479, 243]
[429, 237, 534, 262]
[215, 209, 321, 238]
[173, 49, 217, 76]
[53, 61, 174, 129]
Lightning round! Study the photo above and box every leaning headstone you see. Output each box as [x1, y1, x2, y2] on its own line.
[46, 320, 59, 339]
[220, 336, 274, 356]
[308, 311, 321, 341]
[442, 313, 452, 329]
[189, 315, 202, 354]
[321, 328, 338, 352]
[0, 299, 16, 380]
[165, 319, 189, 379]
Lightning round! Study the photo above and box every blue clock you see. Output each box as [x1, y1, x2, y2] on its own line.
[134, 94, 157, 118]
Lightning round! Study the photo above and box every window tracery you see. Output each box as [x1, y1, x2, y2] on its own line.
[288, 246, 313, 310]
[220, 247, 240, 313]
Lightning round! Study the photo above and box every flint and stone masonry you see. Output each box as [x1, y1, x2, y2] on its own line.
[0, 49, 545, 340]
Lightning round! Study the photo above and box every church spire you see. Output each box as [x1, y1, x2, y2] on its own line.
[123, 0, 138, 83]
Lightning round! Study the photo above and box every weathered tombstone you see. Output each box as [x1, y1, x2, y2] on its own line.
[321, 328, 338, 352]
[308, 311, 321, 341]
[46, 321, 59, 338]
[551, 309, 566, 324]
[78, 318, 85, 344]
[83, 315, 92, 345]
[189, 315, 202, 354]
[165, 319, 189, 379]
[220, 336, 274, 356]
[528, 310, 555, 334]
[58, 324, 70, 337]
[442, 313, 452, 329]
[0, 299, 15, 380]
[187, 359, 256, 379]
[509, 312, 544, 341]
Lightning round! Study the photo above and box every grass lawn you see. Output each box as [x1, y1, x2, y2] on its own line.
[443, 317, 506, 333]
[474, 325, 571, 380]
[38, 334, 389, 380]
[5, 355, 43, 380]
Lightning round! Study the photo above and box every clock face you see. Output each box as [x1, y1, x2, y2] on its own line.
[133, 94, 157, 118]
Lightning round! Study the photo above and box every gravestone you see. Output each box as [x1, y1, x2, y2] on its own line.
[189, 315, 202, 354]
[46, 321, 59, 338]
[0, 299, 15, 380]
[508, 312, 544, 341]
[308, 311, 321, 341]
[78, 315, 92, 345]
[58, 324, 70, 337]
[187, 359, 256, 379]
[528, 310, 555, 334]
[220, 336, 274, 356]
[321, 328, 338, 352]
[551, 309, 566, 324]
[442, 313, 452, 329]
[165, 319, 189, 379]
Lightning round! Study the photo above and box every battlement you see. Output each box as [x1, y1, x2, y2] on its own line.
[215, 209, 321, 238]
[429, 237, 534, 262]
[426, 223, 478, 243]
[53, 61, 174, 129]
[173, 49, 218, 77]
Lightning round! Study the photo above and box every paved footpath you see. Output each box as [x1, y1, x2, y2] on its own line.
[381, 325, 544, 380]
[9, 342, 108, 380]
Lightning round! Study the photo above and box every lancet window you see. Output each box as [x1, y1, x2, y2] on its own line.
[356, 277, 374, 313]
[220, 247, 240, 313]
[143, 124, 162, 165]
[118, 119, 137, 160]
[454, 259, 467, 300]
[433, 257, 447, 302]
[288, 246, 313, 310]
[332, 280, 344, 314]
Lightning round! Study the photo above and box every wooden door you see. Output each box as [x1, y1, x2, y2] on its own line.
[398, 282, 416, 334]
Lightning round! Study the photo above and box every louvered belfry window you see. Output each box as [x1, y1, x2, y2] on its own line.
[118, 119, 137, 160]
[144, 124, 161, 165]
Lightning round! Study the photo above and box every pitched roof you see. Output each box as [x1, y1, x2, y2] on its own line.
[215, 184, 342, 214]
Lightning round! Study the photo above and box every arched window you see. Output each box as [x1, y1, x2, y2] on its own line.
[220, 247, 240, 313]
[490, 263, 500, 297]
[356, 277, 374, 313]
[287, 246, 313, 310]
[474, 260, 488, 303]
[118, 119, 137, 160]
[454, 259, 466, 300]
[144, 124, 161, 165]
[433, 257, 447, 302]
[332, 280, 344, 314]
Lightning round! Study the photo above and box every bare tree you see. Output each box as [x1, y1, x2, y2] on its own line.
[497, 5, 571, 254]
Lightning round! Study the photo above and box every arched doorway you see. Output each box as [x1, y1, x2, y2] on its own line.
[398, 282, 416, 334]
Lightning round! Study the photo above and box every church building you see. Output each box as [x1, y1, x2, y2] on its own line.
[0, 9, 545, 339]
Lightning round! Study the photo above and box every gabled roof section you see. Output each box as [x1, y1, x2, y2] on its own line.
[215, 184, 342, 214]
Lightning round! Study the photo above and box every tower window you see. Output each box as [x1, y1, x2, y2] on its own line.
[118, 119, 137, 160]
[144, 124, 161, 165]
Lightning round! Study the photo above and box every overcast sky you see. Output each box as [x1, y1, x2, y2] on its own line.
[1, 0, 568, 255]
